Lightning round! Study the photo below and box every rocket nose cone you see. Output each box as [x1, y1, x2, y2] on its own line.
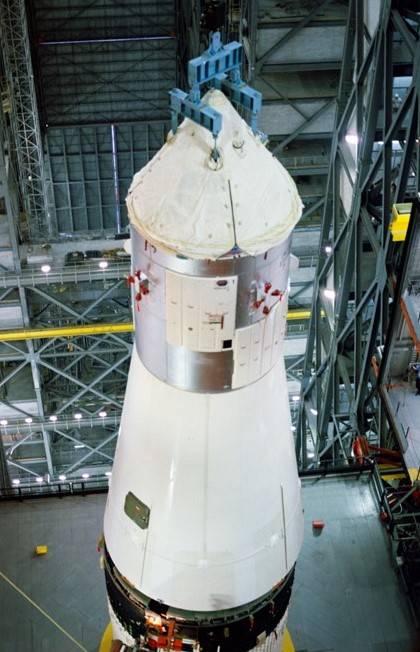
[126, 90, 303, 260]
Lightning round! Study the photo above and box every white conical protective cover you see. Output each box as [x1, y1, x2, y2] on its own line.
[126, 89, 303, 260]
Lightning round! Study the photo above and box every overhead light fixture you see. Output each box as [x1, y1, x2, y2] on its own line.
[25, 417, 33, 424]
[0, 419, 8, 426]
[310, 408, 318, 416]
[41, 264, 51, 273]
[325, 245, 332, 254]
[324, 289, 336, 300]
[35, 477, 43, 483]
[307, 452, 315, 459]
[58, 474, 66, 481]
[99, 260, 108, 270]
[49, 415, 58, 422]
[82, 473, 90, 479]
[12, 479, 20, 486]
[292, 395, 300, 402]
[345, 134, 358, 145]
[99, 410, 107, 418]
[74, 444, 85, 449]
[74, 412, 82, 420]
[291, 425, 296, 432]
[105, 471, 112, 477]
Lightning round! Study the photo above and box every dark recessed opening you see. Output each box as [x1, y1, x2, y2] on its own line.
[223, 339, 232, 349]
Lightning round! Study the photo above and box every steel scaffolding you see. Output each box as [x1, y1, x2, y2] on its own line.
[0, 0, 332, 485]
[297, 0, 420, 468]
[0, 0, 53, 240]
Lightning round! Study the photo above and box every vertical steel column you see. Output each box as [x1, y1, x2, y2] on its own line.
[297, 0, 420, 468]
[0, 0, 53, 239]
[176, 0, 201, 88]
[0, 94, 54, 479]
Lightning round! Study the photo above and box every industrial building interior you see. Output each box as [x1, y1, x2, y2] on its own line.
[0, 0, 419, 651]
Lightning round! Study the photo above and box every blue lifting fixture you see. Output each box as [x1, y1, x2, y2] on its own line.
[169, 32, 263, 159]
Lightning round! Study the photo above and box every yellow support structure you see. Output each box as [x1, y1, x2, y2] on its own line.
[0, 323, 133, 342]
[0, 311, 311, 342]
[286, 309, 311, 321]
[390, 203, 411, 241]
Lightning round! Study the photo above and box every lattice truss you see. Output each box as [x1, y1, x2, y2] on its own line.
[297, 0, 420, 468]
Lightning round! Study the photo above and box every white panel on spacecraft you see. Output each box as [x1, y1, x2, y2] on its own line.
[103, 89, 304, 652]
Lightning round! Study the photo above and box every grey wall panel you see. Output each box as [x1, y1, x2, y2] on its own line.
[257, 26, 346, 64]
[46, 122, 168, 233]
[261, 101, 336, 137]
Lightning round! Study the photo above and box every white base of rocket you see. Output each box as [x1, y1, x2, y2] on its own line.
[104, 350, 303, 612]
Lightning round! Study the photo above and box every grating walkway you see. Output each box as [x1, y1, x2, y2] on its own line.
[0, 477, 417, 652]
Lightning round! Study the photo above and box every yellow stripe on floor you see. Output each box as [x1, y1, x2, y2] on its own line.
[0, 569, 88, 652]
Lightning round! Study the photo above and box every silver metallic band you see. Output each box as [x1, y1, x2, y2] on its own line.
[130, 226, 291, 393]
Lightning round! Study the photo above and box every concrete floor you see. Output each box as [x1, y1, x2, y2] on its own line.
[389, 380, 420, 470]
[290, 475, 418, 652]
[0, 475, 418, 652]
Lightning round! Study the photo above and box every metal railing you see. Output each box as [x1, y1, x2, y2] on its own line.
[0, 478, 109, 500]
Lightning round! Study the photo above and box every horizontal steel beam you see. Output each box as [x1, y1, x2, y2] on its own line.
[0, 311, 312, 341]
[39, 36, 175, 46]
[0, 323, 133, 341]
[0, 263, 130, 288]
[0, 414, 121, 434]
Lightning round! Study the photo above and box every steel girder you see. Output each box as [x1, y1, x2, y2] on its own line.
[253, 0, 336, 76]
[0, 0, 53, 240]
[0, 114, 130, 481]
[297, 0, 420, 468]
[238, 1, 348, 233]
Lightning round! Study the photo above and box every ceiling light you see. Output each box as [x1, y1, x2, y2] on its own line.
[35, 477, 43, 483]
[345, 134, 358, 145]
[324, 289, 336, 300]
[105, 471, 112, 477]
[99, 410, 107, 418]
[82, 473, 90, 479]
[292, 395, 300, 402]
[0, 419, 7, 426]
[25, 417, 33, 424]
[325, 245, 332, 254]
[291, 425, 296, 432]
[41, 264, 51, 273]
[74, 444, 85, 449]
[307, 452, 315, 459]
[74, 412, 82, 420]
[49, 415, 58, 422]
[58, 474, 66, 481]
[99, 260, 108, 269]
[310, 408, 318, 416]
[12, 479, 20, 486]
